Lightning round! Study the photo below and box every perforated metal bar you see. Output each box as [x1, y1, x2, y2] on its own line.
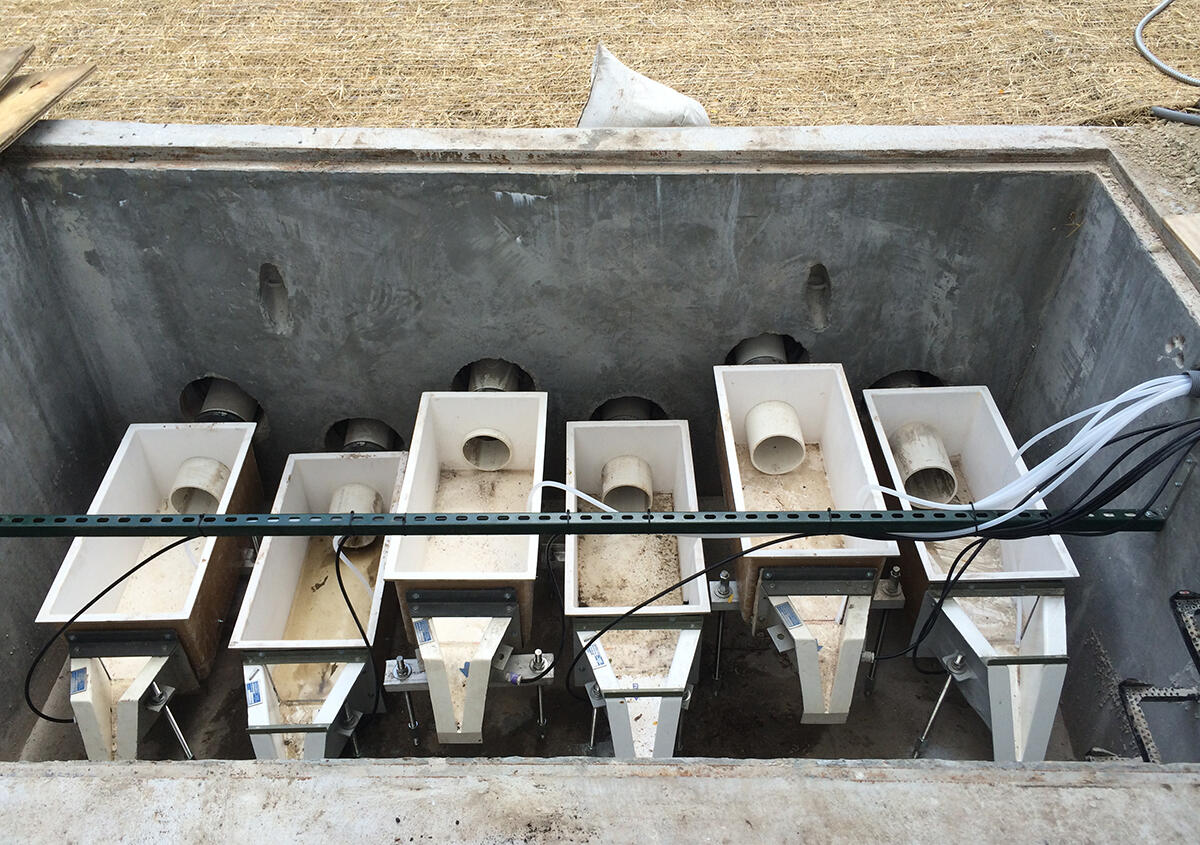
[0, 509, 1165, 539]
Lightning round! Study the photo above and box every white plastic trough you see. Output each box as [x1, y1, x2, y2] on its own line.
[714, 364, 898, 724]
[564, 419, 709, 757]
[382, 391, 547, 744]
[863, 385, 1077, 761]
[35, 422, 259, 761]
[229, 450, 407, 760]
[863, 385, 1080, 584]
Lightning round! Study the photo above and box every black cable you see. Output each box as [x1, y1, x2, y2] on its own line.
[531, 533, 589, 700]
[24, 535, 196, 723]
[332, 511, 385, 716]
[877, 416, 1200, 668]
[559, 532, 807, 687]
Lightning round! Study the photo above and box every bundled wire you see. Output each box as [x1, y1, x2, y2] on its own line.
[876, 373, 1195, 538]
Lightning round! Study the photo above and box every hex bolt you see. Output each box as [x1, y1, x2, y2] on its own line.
[884, 564, 902, 596]
[394, 657, 412, 680]
[530, 648, 547, 673]
[715, 569, 732, 599]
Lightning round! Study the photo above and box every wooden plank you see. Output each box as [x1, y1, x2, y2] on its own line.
[1166, 214, 1200, 265]
[0, 63, 95, 154]
[0, 45, 34, 90]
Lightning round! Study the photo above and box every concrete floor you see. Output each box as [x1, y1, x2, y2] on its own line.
[4, 758, 1198, 843]
[20, 537, 1073, 763]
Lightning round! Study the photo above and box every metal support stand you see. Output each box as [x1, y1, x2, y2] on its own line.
[912, 654, 964, 758]
[865, 564, 905, 697]
[709, 569, 740, 686]
[864, 611, 888, 697]
[1119, 590, 1200, 762]
[403, 692, 421, 746]
[149, 681, 193, 760]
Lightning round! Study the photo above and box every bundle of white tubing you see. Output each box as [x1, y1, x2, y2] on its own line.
[874, 373, 1194, 537]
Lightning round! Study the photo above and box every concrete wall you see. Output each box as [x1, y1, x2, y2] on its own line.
[1009, 176, 1200, 760]
[0, 170, 113, 757]
[1, 123, 1197, 760]
[5, 163, 1088, 491]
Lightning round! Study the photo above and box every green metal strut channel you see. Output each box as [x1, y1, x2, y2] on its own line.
[0, 509, 1165, 538]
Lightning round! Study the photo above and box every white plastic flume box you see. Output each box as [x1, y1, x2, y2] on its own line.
[37, 423, 259, 676]
[382, 391, 547, 640]
[862, 386, 1079, 585]
[35, 422, 259, 761]
[229, 451, 407, 760]
[382, 391, 546, 744]
[564, 419, 708, 618]
[863, 385, 1076, 762]
[714, 364, 898, 724]
[714, 364, 898, 615]
[563, 419, 709, 757]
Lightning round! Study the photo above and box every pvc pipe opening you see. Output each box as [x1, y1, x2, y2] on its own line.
[329, 482, 385, 549]
[169, 456, 231, 514]
[889, 422, 958, 504]
[601, 454, 654, 511]
[745, 400, 807, 475]
[463, 428, 512, 471]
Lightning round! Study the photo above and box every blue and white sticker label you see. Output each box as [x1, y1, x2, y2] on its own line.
[586, 643, 607, 669]
[776, 602, 802, 629]
[245, 680, 262, 707]
[414, 619, 433, 644]
[69, 667, 87, 695]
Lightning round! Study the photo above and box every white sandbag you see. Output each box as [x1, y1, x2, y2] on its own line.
[578, 43, 710, 128]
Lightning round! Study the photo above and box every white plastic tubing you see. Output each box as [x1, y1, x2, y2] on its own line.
[876, 373, 1192, 538]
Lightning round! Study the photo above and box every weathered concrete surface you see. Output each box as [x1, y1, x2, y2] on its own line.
[12, 121, 1115, 164]
[0, 169, 115, 758]
[1, 160, 1090, 490]
[1009, 172, 1200, 761]
[1, 758, 1197, 842]
[2, 122, 1199, 765]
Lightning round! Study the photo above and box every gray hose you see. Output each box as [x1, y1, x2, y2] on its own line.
[1151, 106, 1200, 126]
[1135, 0, 1200, 87]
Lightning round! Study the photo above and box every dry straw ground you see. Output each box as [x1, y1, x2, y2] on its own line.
[4, 1, 1197, 127]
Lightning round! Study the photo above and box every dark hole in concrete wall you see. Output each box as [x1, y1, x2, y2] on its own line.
[179, 376, 269, 440]
[450, 358, 536, 392]
[804, 263, 832, 332]
[590, 396, 668, 421]
[323, 417, 404, 452]
[724, 333, 809, 366]
[258, 262, 293, 336]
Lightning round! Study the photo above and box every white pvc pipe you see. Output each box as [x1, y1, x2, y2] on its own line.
[745, 400, 807, 475]
[601, 454, 654, 511]
[329, 482, 384, 549]
[880, 375, 1191, 539]
[169, 456, 231, 514]
[889, 422, 957, 503]
[462, 427, 512, 471]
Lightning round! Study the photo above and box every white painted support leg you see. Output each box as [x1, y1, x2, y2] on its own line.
[243, 664, 286, 760]
[934, 595, 1069, 762]
[580, 628, 700, 758]
[114, 656, 170, 760]
[768, 594, 870, 724]
[416, 615, 511, 744]
[986, 596, 1068, 762]
[69, 658, 114, 762]
[69, 655, 169, 762]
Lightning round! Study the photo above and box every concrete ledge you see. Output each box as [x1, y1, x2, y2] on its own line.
[9, 120, 1112, 166]
[1, 758, 1198, 842]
